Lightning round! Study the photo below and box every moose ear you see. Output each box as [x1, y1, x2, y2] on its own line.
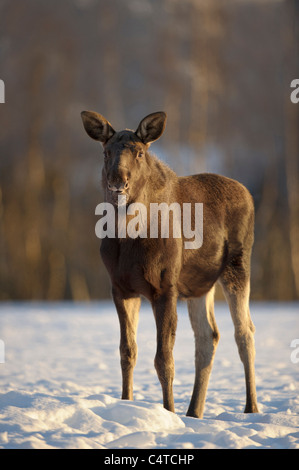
[135, 112, 167, 145]
[81, 111, 115, 144]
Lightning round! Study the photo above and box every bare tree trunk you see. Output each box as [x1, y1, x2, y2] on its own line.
[161, 0, 183, 173]
[24, 55, 46, 298]
[188, 0, 226, 174]
[99, 3, 125, 126]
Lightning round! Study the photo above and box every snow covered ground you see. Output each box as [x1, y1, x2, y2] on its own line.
[0, 301, 298, 449]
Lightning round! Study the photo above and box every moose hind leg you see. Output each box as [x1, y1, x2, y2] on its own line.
[186, 286, 220, 419]
[113, 292, 141, 401]
[220, 274, 259, 414]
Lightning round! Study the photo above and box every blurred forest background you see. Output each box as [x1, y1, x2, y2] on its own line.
[0, 0, 298, 301]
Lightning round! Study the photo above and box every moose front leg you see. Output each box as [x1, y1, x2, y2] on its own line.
[152, 291, 178, 413]
[113, 290, 141, 401]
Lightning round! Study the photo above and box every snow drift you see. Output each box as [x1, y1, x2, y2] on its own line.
[0, 301, 298, 449]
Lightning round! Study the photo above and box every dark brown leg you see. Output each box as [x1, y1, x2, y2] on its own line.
[152, 290, 178, 413]
[113, 290, 141, 401]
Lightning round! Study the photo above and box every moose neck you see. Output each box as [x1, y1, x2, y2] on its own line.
[133, 152, 178, 208]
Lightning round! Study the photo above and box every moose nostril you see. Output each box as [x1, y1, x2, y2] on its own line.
[124, 181, 129, 190]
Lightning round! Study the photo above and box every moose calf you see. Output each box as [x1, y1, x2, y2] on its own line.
[81, 110, 259, 418]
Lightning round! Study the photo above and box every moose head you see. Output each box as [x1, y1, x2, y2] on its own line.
[81, 111, 167, 206]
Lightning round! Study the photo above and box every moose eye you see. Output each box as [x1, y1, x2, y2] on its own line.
[137, 151, 144, 158]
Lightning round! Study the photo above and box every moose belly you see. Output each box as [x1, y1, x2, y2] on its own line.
[178, 265, 218, 299]
[101, 236, 225, 300]
[178, 242, 226, 299]
[117, 264, 153, 298]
